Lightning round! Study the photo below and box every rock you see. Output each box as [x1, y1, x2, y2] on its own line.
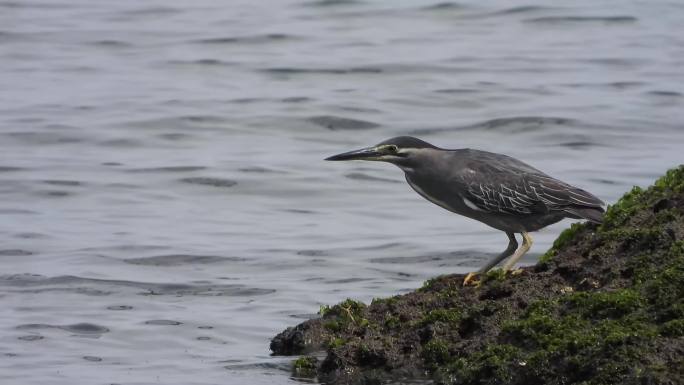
[271, 165, 684, 385]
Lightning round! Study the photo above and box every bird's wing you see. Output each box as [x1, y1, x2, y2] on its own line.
[459, 162, 603, 216]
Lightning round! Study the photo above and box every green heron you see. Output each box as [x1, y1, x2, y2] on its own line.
[326, 136, 604, 285]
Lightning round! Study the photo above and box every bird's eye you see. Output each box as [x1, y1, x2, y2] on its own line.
[387, 145, 399, 154]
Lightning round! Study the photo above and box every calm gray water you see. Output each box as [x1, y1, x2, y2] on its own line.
[1, 0, 683, 384]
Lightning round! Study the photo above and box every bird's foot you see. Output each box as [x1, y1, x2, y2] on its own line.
[462, 272, 481, 287]
[510, 268, 524, 276]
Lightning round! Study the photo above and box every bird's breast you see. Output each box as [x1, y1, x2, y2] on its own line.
[404, 173, 471, 216]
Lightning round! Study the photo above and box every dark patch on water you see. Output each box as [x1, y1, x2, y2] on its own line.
[646, 90, 682, 97]
[464, 116, 576, 130]
[421, 2, 464, 11]
[180, 177, 238, 188]
[0, 249, 33, 256]
[180, 115, 225, 123]
[223, 361, 292, 371]
[413, 116, 577, 135]
[157, 132, 193, 141]
[590, 178, 618, 185]
[6, 131, 82, 145]
[282, 208, 317, 214]
[0, 209, 37, 214]
[494, 5, 554, 15]
[281, 96, 312, 103]
[168, 59, 237, 67]
[0, 166, 25, 172]
[557, 141, 600, 149]
[370, 250, 491, 266]
[434, 88, 480, 94]
[120, 6, 181, 16]
[89, 40, 131, 48]
[564, 81, 645, 90]
[194, 34, 295, 45]
[307, 115, 380, 130]
[303, 0, 362, 7]
[98, 138, 144, 147]
[197, 336, 211, 340]
[41, 180, 82, 186]
[124, 254, 244, 266]
[17, 322, 109, 335]
[345, 172, 401, 184]
[297, 250, 327, 257]
[525, 16, 637, 24]
[17, 335, 43, 341]
[83, 356, 102, 362]
[238, 166, 283, 174]
[262, 67, 382, 75]
[127, 166, 207, 173]
[0, 274, 275, 297]
[326, 277, 372, 284]
[198, 325, 214, 329]
[145, 319, 182, 326]
[106, 305, 133, 311]
[14, 232, 47, 239]
[38, 190, 72, 197]
[582, 57, 646, 68]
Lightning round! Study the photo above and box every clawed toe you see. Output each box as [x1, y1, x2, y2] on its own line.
[462, 272, 481, 287]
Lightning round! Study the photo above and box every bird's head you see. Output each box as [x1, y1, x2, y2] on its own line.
[325, 136, 438, 167]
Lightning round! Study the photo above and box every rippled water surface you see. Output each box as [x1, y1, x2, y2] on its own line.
[1, 0, 683, 384]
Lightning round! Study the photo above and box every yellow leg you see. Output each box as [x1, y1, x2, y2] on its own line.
[502, 232, 533, 272]
[463, 232, 518, 286]
[463, 272, 479, 286]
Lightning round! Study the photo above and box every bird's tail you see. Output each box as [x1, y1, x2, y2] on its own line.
[564, 206, 605, 224]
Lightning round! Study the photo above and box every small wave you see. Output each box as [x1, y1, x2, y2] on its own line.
[194, 33, 295, 45]
[167, 59, 237, 66]
[461, 116, 575, 131]
[41, 180, 82, 186]
[281, 96, 313, 103]
[124, 254, 244, 266]
[495, 5, 555, 15]
[106, 305, 133, 311]
[120, 6, 181, 16]
[180, 177, 238, 188]
[421, 2, 464, 10]
[303, 0, 362, 7]
[144, 319, 182, 326]
[0, 249, 33, 256]
[17, 322, 110, 335]
[525, 16, 637, 24]
[307, 115, 380, 130]
[5, 131, 82, 145]
[646, 90, 682, 97]
[262, 67, 382, 75]
[127, 166, 207, 173]
[0, 274, 275, 297]
[89, 40, 132, 48]
[0, 166, 25, 172]
[344, 172, 401, 183]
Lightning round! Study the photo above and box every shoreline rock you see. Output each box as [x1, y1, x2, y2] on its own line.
[271, 166, 684, 385]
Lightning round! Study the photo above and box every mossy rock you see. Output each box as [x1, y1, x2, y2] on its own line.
[272, 165, 684, 385]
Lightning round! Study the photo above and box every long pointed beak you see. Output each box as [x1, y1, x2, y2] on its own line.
[325, 147, 381, 161]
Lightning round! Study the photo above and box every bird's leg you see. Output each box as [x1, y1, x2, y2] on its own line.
[463, 232, 518, 286]
[502, 231, 533, 272]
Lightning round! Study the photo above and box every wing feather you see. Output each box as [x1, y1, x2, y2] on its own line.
[459, 159, 604, 217]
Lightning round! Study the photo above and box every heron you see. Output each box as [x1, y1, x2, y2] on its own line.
[325, 136, 604, 285]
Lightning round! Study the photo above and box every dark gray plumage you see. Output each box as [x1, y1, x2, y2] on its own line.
[326, 136, 605, 285]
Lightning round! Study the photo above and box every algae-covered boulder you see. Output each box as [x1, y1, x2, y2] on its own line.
[272, 166, 684, 385]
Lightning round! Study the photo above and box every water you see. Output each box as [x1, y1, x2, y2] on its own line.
[1, 0, 683, 384]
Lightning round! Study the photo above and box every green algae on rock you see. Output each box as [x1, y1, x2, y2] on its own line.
[271, 165, 684, 385]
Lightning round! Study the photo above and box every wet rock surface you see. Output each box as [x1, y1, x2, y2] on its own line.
[272, 166, 684, 385]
